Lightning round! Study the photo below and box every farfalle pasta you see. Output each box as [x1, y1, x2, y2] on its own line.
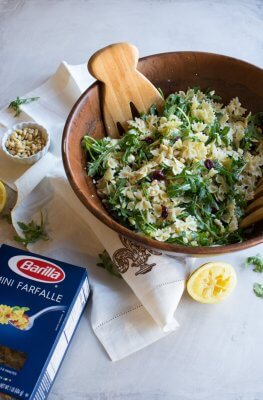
[0, 305, 29, 330]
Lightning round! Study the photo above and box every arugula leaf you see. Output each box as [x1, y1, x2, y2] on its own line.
[205, 121, 231, 146]
[83, 136, 117, 176]
[149, 105, 158, 116]
[97, 250, 121, 278]
[220, 126, 231, 146]
[14, 212, 49, 245]
[240, 112, 263, 150]
[246, 254, 263, 273]
[157, 87, 164, 99]
[213, 158, 245, 191]
[8, 96, 40, 117]
[163, 93, 190, 125]
[167, 183, 191, 197]
[253, 283, 263, 298]
[251, 112, 263, 127]
[205, 89, 222, 101]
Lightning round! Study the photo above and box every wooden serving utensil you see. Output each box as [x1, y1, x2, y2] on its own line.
[88, 42, 164, 138]
[240, 178, 263, 228]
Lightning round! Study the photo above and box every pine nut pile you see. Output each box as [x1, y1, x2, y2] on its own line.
[5, 127, 46, 158]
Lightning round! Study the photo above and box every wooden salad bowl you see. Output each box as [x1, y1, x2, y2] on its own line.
[62, 51, 263, 255]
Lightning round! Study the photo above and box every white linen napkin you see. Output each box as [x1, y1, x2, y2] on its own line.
[0, 62, 189, 361]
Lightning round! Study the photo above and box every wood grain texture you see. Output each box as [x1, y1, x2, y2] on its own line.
[88, 43, 164, 137]
[254, 184, 263, 198]
[242, 182, 263, 227]
[246, 196, 263, 214]
[240, 207, 263, 229]
[63, 51, 263, 256]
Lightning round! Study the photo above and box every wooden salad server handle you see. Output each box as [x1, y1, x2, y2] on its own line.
[240, 205, 263, 229]
[254, 181, 263, 198]
[240, 179, 263, 229]
[245, 196, 263, 214]
[88, 42, 164, 138]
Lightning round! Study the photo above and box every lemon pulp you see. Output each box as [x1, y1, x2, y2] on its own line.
[0, 181, 7, 213]
[187, 262, 237, 304]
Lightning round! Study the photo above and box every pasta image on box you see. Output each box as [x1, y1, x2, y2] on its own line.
[0, 244, 90, 400]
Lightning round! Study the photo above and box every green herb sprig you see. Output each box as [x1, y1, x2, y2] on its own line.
[8, 96, 40, 117]
[246, 254, 263, 298]
[246, 254, 263, 273]
[97, 250, 121, 278]
[253, 283, 263, 298]
[14, 212, 49, 245]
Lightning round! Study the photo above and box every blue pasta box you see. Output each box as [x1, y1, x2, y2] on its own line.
[0, 244, 90, 400]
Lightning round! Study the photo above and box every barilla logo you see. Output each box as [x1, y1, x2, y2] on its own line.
[8, 256, 65, 284]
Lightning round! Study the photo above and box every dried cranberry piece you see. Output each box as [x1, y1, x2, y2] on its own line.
[143, 137, 154, 144]
[204, 159, 214, 170]
[152, 170, 165, 180]
[161, 205, 169, 219]
[129, 163, 136, 169]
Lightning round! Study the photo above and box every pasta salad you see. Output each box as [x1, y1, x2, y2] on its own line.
[83, 88, 263, 246]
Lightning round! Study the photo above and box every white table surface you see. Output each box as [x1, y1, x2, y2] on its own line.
[0, 1, 263, 399]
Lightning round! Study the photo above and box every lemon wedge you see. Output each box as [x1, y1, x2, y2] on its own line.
[187, 262, 237, 304]
[0, 181, 7, 214]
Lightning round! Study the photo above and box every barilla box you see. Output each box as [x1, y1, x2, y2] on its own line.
[0, 244, 90, 400]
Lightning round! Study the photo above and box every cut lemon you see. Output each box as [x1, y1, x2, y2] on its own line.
[0, 181, 7, 213]
[187, 262, 237, 304]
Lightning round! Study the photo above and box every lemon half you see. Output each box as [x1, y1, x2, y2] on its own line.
[187, 262, 237, 304]
[0, 181, 7, 213]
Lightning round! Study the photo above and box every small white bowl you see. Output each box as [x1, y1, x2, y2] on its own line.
[1, 122, 50, 165]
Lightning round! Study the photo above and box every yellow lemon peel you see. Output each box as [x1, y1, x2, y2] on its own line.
[0, 181, 7, 214]
[187, 262, 237, 304]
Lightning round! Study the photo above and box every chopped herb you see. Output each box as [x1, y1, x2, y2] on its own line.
[246, 254, 263, 273]
[8, 96, 40, 117]
[245, 254, 263, 298]
[14, 212, 49, 245]
[253, 283, 263, 298]
[97, 250, 121, 278]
